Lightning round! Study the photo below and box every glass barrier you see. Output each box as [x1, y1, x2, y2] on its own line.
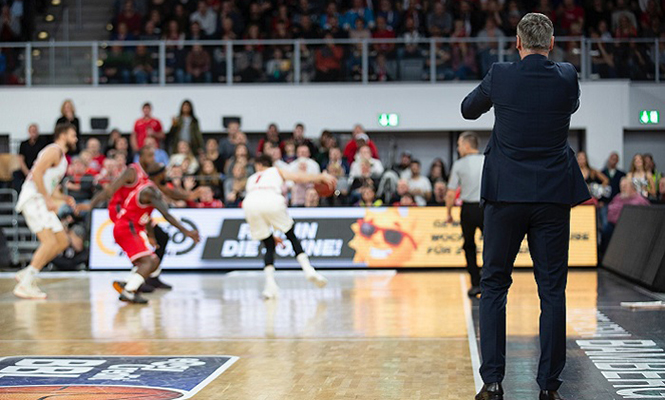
[0, 37, 662, 86]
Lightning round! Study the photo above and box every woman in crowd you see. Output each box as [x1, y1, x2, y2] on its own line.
[168, 140, 200, 175]
[643, 153, 662, 199]
[224, 162, 248, 208]
[428, 158, 448, 184]
[577, 150, 609, 200]
[203, 138, 226, 174]
[627, 153, 656, 198]
[225, 143, 254, 176]
[167, 100, 203, 156]
[56, 99, 81, 153]
[198, 158, 223, 199]
[104, 129, 123, 156]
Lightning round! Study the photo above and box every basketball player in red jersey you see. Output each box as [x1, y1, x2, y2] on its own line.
[113, 163, 200, 303]
[79, 146, 200, 290]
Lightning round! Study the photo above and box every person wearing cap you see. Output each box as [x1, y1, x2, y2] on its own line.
[343, 124, 380, 164]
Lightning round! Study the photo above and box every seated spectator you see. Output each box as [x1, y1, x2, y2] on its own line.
[428, 180, 447, 206]
[190, 0, 217, 38]
[185, 44, 212, 83]
[343, 124, 379, 164]
[349, 160, 378, 199]
[407, 160, 432, 202]
[316, 130, 336, 166]
[204, 138, 227, 175]
[140, 20, 161, 40]
[393, 151, 412, 177]
[219, 120, 246, 161]
[166, 165, 188, 207]
[133, 137, 169, 165]
[389, 179, 411, 205]
[319, 2, 341, 30]
[600, 177, 650, 254]
[643, 153, 662, 200]
[292, 123, 317, 158]
[198, 159, 223, 198]
[627, 154, 656, 198]
[13, 124, 47, 191]
[188, 185, 224, 208]
[95, 157, 126, 188]
[265, 48, 292, 82]
[659, 178, 665, 204]
[376, 0, 400, 32]
[0, 5, 21, 41]
[428, 157, 448, 184]
[51, 223, 88, 271]
[399, 17, 425, 61]
[283, 140, 297, 163]
[133, 45, 157, 84]
[372, 16, 396, 56]
[112, 22, 136, 41]
[578, 150, 609, 200]
[427, 2, 453, 36]
[349, 18, 371, 40]
[225, 143, 254, 176]
[270, 146, 289, 169]
[256, 123, 283, 155]
[65, 157, 95, 203]
[289, 144, 321, 206]
[103, 45, 132, 84]
[104, 129, 122, 156]
[85, 138, 106, 174]
[169, 140, 200, 175]
[224, 162, 248, 207]
[357, 184, 383, 207]
[304, 187, 320, 208]
[323, 146, 350, 175]
[476, 17, 505, 76]
[349, 145, 384, 180]
[168, 100, 203, 155]
[315, 32, 344, 81]
[116, 0, 142, 36]
[399, 193, 417, 206]
[343, 0, 375, 30]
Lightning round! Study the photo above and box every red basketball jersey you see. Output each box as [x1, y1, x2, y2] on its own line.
[116, 181, 156, 230]
[108, 163, 148, 222]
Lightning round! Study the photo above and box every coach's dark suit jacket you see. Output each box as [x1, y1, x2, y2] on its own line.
[461, 54, 590, 205]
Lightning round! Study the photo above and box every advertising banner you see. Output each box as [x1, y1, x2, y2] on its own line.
[89, 206, 597, 269]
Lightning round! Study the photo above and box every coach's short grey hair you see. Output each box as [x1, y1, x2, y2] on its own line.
[517, 13, 554, 50]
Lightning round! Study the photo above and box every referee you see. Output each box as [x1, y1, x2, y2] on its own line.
[446, 131, 485, 297]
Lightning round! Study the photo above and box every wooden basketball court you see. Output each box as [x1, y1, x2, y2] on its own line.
[0, 269, 663, 399]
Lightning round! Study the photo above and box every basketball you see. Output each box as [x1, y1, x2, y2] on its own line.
[314, 181, 335, 198]
[0, 386, 183, 399]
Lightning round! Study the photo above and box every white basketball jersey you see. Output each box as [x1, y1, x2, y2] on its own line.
[16, 144, 67, 211]
[246, 167, 284, 197]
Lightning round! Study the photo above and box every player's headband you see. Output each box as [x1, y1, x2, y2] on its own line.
[148, 164, 166, 177]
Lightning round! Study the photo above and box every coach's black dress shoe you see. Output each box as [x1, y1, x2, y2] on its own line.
[475, 383, 504, 400]
[539, 390, 564, 400]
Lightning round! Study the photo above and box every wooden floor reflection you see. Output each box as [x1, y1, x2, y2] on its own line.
[0, 270, 601, 399]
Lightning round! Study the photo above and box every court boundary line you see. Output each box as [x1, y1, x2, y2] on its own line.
[460, 274, 483, 393]
[0, 337, 469, 343]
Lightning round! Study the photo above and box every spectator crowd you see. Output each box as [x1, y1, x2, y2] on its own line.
[8, 98, 665, 268]
[98, 0, 665, 83]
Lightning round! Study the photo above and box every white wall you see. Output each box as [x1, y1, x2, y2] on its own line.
[0, 81, 659, 169]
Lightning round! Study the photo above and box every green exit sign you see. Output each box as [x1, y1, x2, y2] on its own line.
[378, 113, 399, 127]
[640, 110, 659, 124]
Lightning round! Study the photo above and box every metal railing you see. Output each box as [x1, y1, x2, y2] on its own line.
[0, 36, 662, 86]
[0, 189, 20, 264]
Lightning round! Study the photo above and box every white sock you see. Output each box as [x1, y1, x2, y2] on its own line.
[20, 266, 39, 284]
[296, 253, 315, 275]
[264, 265, 275, 281]
[125, 273, 145, 292]
[150, 266, 162, 278]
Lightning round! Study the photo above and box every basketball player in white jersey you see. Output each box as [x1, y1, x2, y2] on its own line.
[14, 123, 79, 299]
[244, 154, 336, 299]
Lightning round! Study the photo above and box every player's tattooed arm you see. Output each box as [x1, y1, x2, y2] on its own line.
[145, 187, 200, 243]
[83, 166, 137, 211]
[278, 169, 337, 186]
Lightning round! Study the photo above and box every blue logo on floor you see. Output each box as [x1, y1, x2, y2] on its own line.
[0, 355, 238, 399]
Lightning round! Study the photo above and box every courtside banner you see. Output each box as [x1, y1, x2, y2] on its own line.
[89, 206, 597, 269]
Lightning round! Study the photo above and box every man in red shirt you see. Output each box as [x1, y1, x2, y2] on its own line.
[372, 16, 396, 55]
[555, 0, 584, 34]
[343, 124, 379, 164]
[131, 102, 164, 152]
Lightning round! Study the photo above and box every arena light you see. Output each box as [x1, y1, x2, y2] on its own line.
[640, 110, 659, 125]
[37, 31, 49, 40]
[51, 0, 61, 5]
[45, 14, 54, 22]
[378, 113, 399, 127]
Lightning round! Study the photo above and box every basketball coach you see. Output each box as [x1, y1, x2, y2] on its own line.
[461, 13, 590, 400]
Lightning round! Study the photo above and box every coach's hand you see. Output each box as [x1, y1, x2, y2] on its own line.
[185, 229, 201, 243]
